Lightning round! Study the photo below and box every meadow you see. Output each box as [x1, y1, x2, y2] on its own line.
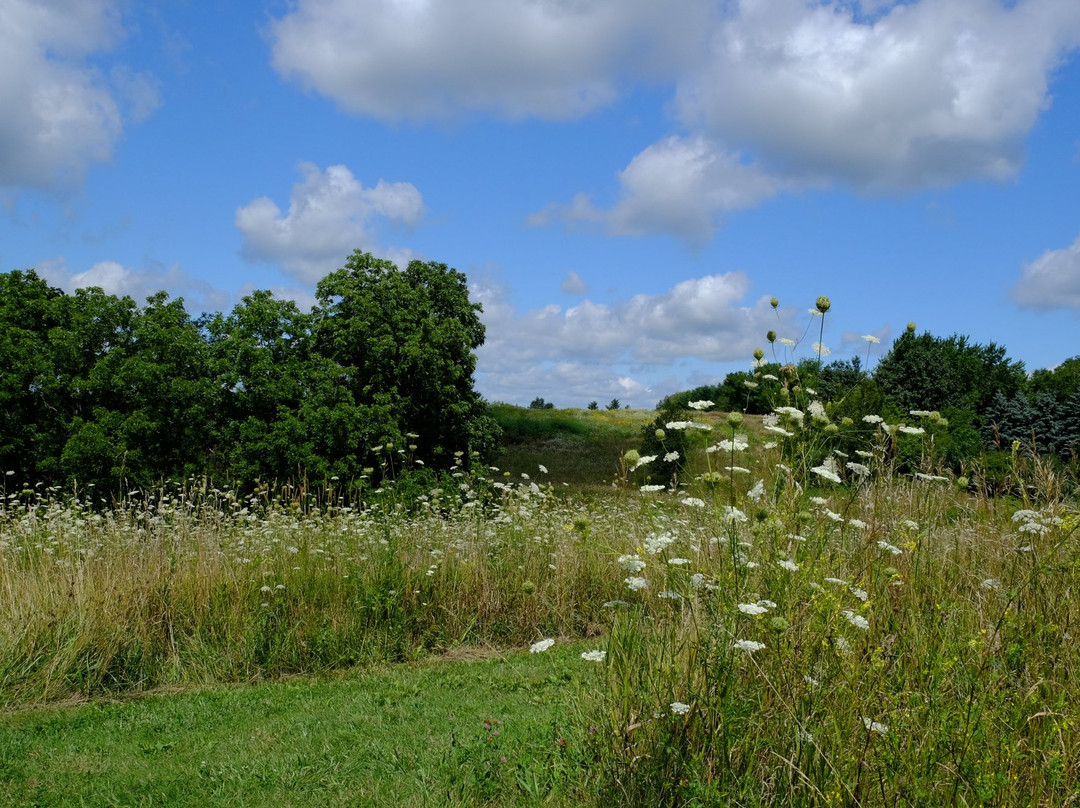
[1, 404, 1078, 807]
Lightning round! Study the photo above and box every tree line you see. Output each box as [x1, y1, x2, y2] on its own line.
[0, 252, 500, 495]
[659, 331, 1080, 470]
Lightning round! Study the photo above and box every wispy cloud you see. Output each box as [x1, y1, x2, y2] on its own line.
[37, 257, 231, 313]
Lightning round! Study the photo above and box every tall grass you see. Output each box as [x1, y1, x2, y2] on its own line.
[2, 408, 1078, 805]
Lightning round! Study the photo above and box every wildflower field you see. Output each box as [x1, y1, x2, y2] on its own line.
[2, 402, 1078, 807]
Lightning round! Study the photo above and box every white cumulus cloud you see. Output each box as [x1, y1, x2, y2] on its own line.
[525, 0, 1080, 243]
[268, 0, 708, 122]
[235, 162, 425, 283]
[1011, 233, 1080, 310]
[676, 0, 1080, 190]
[0, 0, 156, 190]
[472, 271, 780, 406]
[532, 135, 784, 246]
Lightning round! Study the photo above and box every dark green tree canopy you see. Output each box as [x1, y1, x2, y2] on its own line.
[0, 254, 499, 493]
[874, 331, 1026, 415]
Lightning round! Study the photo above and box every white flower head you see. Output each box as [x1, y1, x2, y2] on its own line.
[811, 465, 842, 484]
[643, 533, 676, 555]
[716, 436, 750, 452]
[633, 454, 658, 470]
[763, 424, 794, 437]
[688, 400, 714, 410]
[734, 639, 766, 653]
[738, 602, 769, 616]
[722, 506, 748, 522]
[862, 334, 881, 344]
[625, 576, 649, 591]
[581, 650, 606, 662]
[774, 406, 804, 423]
[778, 559, 800, 572]
[842, 609, 870, 630]
[670, 701, 691, 715]
[863, 718, 889, 735]
[530, 638, 555, 653]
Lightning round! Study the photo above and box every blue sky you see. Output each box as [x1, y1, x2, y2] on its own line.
[2, 0, 1079, 409]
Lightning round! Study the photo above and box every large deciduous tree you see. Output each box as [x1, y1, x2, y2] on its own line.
[312, 251, 499, 467]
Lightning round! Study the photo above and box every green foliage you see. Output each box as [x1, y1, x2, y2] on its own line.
[875, 330, 1026, 415]
[587, 400, 599, 411]
[529, 397, 556, 409]
[1029, 355, 1080, 402]
[314, 252, 501, 468]
[606, 398, 620, 410]
[0, 255, 500, 494]
[637, 404, 689, 487]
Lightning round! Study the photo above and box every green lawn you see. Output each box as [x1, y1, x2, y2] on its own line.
[0, 643, 601, 807]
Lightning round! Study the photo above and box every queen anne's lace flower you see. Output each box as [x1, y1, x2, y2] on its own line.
[734, 639, 766, 653]
[842, 610, 869, 630]
[812, 465, 842, 484]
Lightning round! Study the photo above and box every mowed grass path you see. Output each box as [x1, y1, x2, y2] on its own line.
[0, 642, 600, 807]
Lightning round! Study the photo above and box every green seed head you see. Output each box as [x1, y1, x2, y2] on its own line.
[770, 296, 779, 309]
[623, 449, 641, 465]
[766, 330, 776, 343]
[727, 411, 744, 428]
[770, 616, 791, 633]
[655, 429, 666, 441]
[753, 348, 765, 361]
[521, 580, 535, 595]
[906, 321, 917, 333]
[816, 295, 831, 314]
